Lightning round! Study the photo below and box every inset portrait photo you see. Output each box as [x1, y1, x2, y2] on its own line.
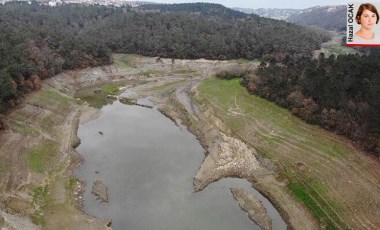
[347, 2, 380, 46]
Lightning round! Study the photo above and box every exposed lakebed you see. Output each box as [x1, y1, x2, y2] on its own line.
[76, 99, 286, 229]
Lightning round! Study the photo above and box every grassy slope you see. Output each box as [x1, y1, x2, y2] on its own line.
[75, 82, 123, 108]
[0, 84, 84, 227]
[198, 78, 380, 230]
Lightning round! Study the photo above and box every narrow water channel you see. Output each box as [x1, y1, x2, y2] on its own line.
[76, 100, 286, 230]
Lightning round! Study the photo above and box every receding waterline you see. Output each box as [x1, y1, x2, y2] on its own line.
[75, 100, 286, 230]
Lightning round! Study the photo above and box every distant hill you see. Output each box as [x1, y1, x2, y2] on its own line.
[288, 5, 346, 31]
[233, 7, 299, 20]
[234, 5, 346, 31]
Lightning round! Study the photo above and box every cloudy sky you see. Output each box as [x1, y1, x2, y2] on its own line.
[143, 0, 349, 9]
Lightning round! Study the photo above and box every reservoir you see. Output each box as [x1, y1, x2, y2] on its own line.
[76, 100, 286, 229]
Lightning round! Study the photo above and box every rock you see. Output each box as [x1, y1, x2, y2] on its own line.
[107, 94, 117, 99]
[230, 188, 272, 230]
[91, 180, 109, 203]
[155, 57, 163, 63]
[98, 131, 103, 135]
[119, 97, 136, 105]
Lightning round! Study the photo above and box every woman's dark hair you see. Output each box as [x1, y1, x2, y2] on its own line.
[356, 3, 379, 24]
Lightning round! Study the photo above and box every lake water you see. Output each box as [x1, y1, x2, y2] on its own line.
[76, 101, 286, 230]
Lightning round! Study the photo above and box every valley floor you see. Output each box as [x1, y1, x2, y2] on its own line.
[0, 54, 379, 230]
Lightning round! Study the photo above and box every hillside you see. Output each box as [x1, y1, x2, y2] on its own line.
[0, 0, 156, 6]
[239, 52, 380, 157]
[140, 3, 248, 18]
[235, 5, 346, 31]
[197, 77, 380, 229]
[0, 2, 331, 117]
[288, 5, 346, 31]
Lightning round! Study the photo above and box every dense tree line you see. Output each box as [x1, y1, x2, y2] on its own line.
[0, 1, 330, 121]
[77, 3, 331, 60]
[0, 2, 112, 117]
[139, 3, 248, 19]
[238, 52, 380, 156]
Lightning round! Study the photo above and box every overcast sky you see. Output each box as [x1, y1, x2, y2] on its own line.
[142, 0, 349, 9]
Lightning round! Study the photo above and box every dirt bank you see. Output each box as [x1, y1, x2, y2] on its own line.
[230, 188, 272, 230]
[3, 53, 380, 230]
[0, 54, 314, 229]
[155, 77, 318, 229]
[112, 55, 317, 229]
[0, 73, 113, 229]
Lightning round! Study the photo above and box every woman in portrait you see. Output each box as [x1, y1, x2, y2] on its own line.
[355, 3, 380, 43]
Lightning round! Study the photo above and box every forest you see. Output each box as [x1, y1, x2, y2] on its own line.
[0, 1, 331, 119]
[223, 52, 380, 156]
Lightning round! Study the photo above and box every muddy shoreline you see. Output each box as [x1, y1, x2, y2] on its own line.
[157, 91, 308, 230]
[2, 54, 380, 230]
[166, 103, 295, 229]
[0, 55, 308, 229]
[65, 57, 298, 229]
